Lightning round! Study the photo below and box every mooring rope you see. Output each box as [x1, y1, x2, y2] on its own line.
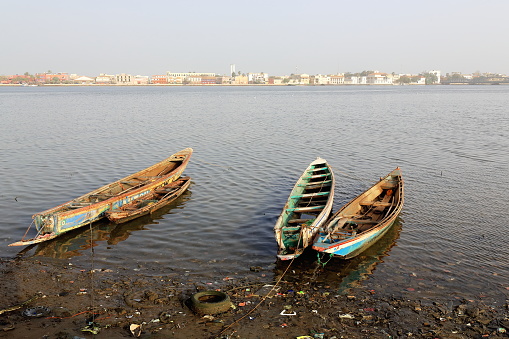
[219, 254, 297, 336]
[220, 229, 304, 336]
[88, 221, 96, 325]
[20, 219, 35, 241]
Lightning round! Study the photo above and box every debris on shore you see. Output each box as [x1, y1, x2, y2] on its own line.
[1, 258, 508, 338]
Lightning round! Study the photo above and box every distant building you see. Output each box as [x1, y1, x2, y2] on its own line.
[328, 74, 345, 85]
[367, 72, 392, 85]
[269, 76, 285, 85]
[36, 72, 69, 83]
[216, 76, 231, 84]
[133, 75, 149, 85]
[248, 73, 268, 84]
[344, 76, 367, 84]
[116, 73, 133, 85]
[166, 72, 216, 84]
[310, 74, 328, 85]
[0, 74, 33, 84]
[73, 76, 94, 84]
[299, 74, 310, 85]
[96, 74, 115, 84]
[200, 76, 216, 85]
[151, 75, 168, 84]
[232, 75, 248, 85]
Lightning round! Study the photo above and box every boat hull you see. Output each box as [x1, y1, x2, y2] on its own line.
[105, 177, 191, 224]
[313, 167, 403, 259]
[9, 148, 193, 246]
[274, 158, 335, 260]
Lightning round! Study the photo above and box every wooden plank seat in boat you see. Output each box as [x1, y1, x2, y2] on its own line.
[297, 179, 332, 187]
[291, 191, 330, 199]
[135, 176, 162, 179]
[302, 173, 331, 180]
[287, 218, 312, 224]
[120, 180, 143, 185]
[298, 198, 329, 204]
[299, 183, 332, 190]
[330, 230, 354, 240]
[283, 226, 301, 234]
[373, 194, 392, 211]
[154, 188, 178, 194]
[287, 205, 325, 212]
[89, 194, 115, 199]
[307, 166, 328, 172]
[298, 202, 327, 209]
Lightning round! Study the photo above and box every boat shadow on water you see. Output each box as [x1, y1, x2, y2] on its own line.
[17, 190, 193, 260]
[274, 217, 403, 293]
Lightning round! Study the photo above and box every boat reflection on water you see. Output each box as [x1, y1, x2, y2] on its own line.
[20, 190, 192, 260]
[274, 217, 403, 293]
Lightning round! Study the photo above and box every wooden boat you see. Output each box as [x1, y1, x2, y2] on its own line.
[274, 157, 335, 260]
[105, 176, 191, 224]
[9, 148, 193, 246]
[312, 167, 404, 259]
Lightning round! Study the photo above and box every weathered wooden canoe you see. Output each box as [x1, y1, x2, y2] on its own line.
[312, 167, 404, 259]
[274, 158, 335, 260]
[105, 176, 191, 224]
[9, 148, 193, 246]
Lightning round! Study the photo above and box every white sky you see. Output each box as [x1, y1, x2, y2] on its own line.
[2, 0, 508, 76]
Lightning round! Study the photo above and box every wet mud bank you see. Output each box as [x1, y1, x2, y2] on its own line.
[1, 258, 508, 339]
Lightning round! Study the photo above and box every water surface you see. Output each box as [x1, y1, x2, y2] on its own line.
[1, 85, 508, 303]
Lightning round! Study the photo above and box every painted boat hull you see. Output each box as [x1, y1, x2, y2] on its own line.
[274, 158, 335, 260]
[105, 176, 191, 224]
[312, 167, 404, 259]
[9, 148, 193, 246]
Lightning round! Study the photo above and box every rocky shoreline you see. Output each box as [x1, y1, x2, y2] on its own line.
[0, 258, 508, 339]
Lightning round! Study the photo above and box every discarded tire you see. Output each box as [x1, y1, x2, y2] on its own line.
[188, 291, 232, 315]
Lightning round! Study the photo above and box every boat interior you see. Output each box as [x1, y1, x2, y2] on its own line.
[67, 159, 186, 208]
[281, 164, 332, 250]
[324, 178, 400, 242]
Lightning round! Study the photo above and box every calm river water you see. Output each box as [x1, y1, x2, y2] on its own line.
[1, 85, 508, 304]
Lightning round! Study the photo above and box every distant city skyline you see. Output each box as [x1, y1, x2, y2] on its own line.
[2, 1, 509, 76]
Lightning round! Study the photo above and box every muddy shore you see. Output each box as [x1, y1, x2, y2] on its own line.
[1, 257, 508, 339]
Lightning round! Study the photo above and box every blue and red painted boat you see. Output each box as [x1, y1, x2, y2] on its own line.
[9, 148, 193, 246]
[312, 167, 404, 259]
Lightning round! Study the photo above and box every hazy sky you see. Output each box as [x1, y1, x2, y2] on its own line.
[2, 0, 508, 76]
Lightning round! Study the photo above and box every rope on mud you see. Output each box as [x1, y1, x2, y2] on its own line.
[219, 256, 296, 336]
[0, 293, 42, 315]
[220, 230, 304, 336]
[88, 221, 96, 325]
